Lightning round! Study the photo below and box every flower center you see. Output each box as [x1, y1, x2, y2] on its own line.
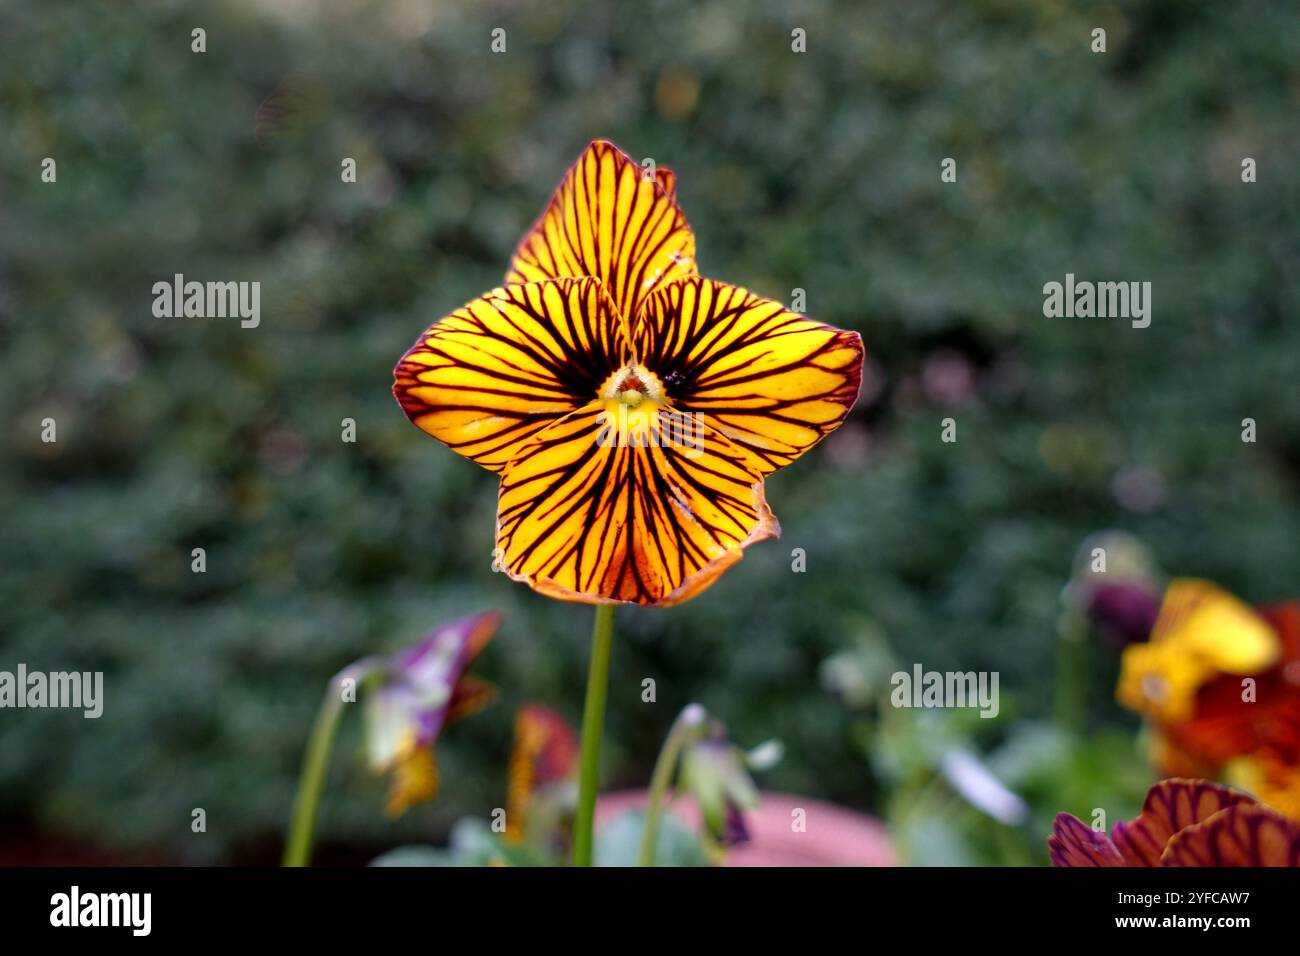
[597, 365, 668, 448]
[1141, 674, 1168, 704]
[601, 364, 665, 409]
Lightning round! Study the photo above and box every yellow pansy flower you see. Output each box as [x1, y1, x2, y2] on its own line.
[395, 141, 863, 606]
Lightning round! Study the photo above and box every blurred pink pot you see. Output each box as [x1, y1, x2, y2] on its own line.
[596, 790, 895, 867]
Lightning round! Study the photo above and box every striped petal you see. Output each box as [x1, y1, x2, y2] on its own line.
[494, 401, 779, 606]
[635, 277, 864, 476]
[394, 278, 629, 473]
[506, 140, 697, 327]
[1162, 804, 1300, 866]
[1048, 813, 1125, 867]
[653, 166, 678, 197]
[1111, 778, 1256, 865]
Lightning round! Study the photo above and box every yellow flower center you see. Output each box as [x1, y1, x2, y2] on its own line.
[602, 364, 665, 408]
[598, 365, 666, 446]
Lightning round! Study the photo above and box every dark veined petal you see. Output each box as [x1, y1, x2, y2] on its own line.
[494, 401, 779, 607]
[1111, 778, 1257, 866]
[1048, 813, 1125, 866]
[635, 277, 863, 476]
[506, 140, 697, 327]
[653, 166, 678, 197]
[394, 278, 629, 473]
[1162, 804, 1300, 866]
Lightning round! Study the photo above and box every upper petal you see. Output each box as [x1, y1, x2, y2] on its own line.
[1227, 752, 1300, 823]
[494, 401, 779, 606]
[1111, 778, 1257, 865]
[1150, 579, 1279, 672]
[394, 278, 629, 473]
[635, 277, 864, 476]
[506, 140, 697, 326]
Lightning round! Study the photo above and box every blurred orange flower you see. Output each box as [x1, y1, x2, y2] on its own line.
[1115, 580, 1300, 820]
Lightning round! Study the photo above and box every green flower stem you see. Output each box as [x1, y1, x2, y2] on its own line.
[637, 704, 704, 867]
[1054, 606, 1088, 734]
[282, 680, 347, 867]
[572, 602, 616, 867]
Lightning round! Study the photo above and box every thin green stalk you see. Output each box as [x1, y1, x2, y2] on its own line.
[1055, 607, 1088, 733]
[572, 603, 616, 867]
[282, 681, 347, 867]
[637, 705, 704, 866]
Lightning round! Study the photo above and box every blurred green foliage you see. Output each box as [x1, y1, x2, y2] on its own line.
[1, 0, 1298, 863]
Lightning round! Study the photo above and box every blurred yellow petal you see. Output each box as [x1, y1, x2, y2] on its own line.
[635, 277, 863, 476]
[385, 745, 440, 817]
[1117, 640, 1213, 723]
[1152, 579, 1278, 672]
[506, 140, 696, 325]
[1226, 755, 1300, 824]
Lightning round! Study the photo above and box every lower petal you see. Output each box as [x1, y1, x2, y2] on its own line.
[494, 402, 779, 606]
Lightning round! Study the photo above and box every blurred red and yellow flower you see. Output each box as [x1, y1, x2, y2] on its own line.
[1117, 579, 1277, 724]
[1114, 579, 1300, 821]
[1050, 778, 1300, 867]
[394, 141, 863, 606]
